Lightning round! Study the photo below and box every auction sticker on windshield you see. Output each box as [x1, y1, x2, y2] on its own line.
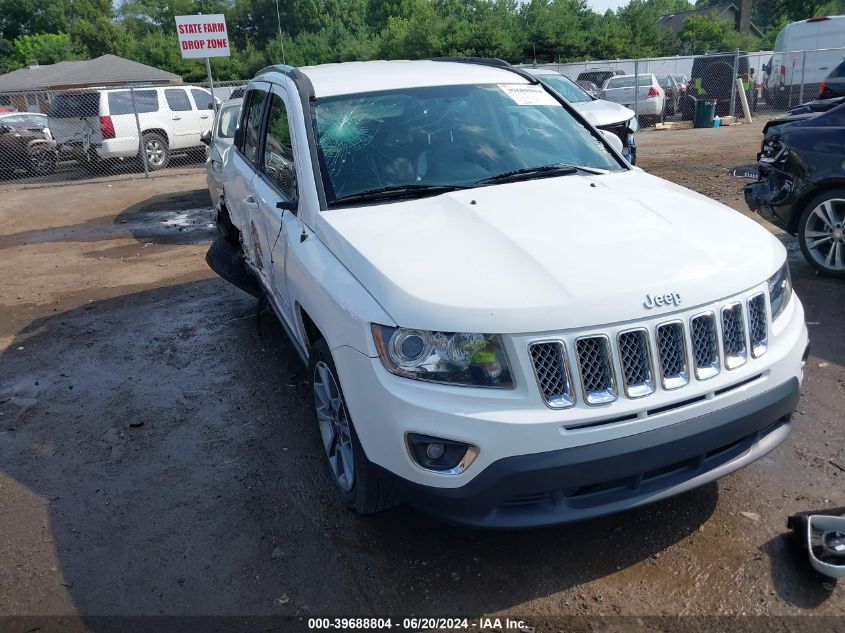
[498, 84, 559, 106]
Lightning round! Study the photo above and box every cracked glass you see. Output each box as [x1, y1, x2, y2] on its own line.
[312, 83, 621, 204]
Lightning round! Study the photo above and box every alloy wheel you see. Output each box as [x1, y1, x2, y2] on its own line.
[144, 139, 165, 167]
[313, 360, 355, 492]
[804, 198, 845, 272]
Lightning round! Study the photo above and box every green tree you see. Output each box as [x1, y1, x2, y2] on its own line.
[9, 33, 83, 68]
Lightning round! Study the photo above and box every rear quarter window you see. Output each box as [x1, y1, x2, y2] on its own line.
[107, 90, 159, 115]
[830, 60, 845, 78]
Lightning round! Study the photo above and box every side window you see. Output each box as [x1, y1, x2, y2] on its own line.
[191, 89, 213, 111]
[108, 90, 159, 115]
[238, 89, 268, 166]
[165, 88, 192, 112]
[261, 93, 297, 200]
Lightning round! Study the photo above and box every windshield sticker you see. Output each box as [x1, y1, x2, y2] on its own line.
[498, 84, 559, 106]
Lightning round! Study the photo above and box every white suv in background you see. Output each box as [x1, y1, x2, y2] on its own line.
[213, 58, 808, 528]
[48, 85, 215, 169]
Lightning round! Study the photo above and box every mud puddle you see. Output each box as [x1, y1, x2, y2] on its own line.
[0, 198, 214, 249]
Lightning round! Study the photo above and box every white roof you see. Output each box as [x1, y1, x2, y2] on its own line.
[299, 60, 529, 98]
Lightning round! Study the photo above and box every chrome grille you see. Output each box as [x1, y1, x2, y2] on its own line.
[575, 336, 617, 405]
[528, 341, 574, 409]
[690, 312, 720, 380]
[721, 302, 748, 369]
[656, 321, 689, 389]
[748, 293, 767, 358]
[527, 290, 769, 406]
[617, 329, 654, 398]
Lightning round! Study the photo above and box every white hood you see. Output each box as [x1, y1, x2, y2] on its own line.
[573, 99, 636, 128]
[315, 170, 786, 334]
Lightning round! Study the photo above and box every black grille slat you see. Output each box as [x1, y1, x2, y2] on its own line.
[529, 341, 573, 408]
[748, 293, 767, 357]
[721, 303, 748, 369]
[617, 329, 654, 397]
[690, 312, 720, 380]
[656, 322, 688, 389]
[575, 336, 616, 404]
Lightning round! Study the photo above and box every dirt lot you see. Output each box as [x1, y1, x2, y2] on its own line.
[1, 119, 844, 628]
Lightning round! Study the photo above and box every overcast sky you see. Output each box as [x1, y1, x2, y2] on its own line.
[586, 0, 630, 13]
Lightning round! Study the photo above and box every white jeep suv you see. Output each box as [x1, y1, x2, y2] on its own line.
[215, 58, 808, 528]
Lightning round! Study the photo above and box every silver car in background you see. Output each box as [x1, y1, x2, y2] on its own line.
[527, 68, 638, 164]
[600, 73, 666, 127]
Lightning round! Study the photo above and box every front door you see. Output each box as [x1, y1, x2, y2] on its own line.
[252, 84, 301, 321]
[222, 84, 270, 278]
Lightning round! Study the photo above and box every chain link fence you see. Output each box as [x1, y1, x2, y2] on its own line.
[529, 46, 845, 128]
[2, 47, 844, 188]
[0, 80, 246, 188]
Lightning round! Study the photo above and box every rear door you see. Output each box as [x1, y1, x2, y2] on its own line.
[252, 84, 301, 319]
[222, 84, 270, 276]
[106, 89, 160, 155]
[163, 88, 197, 148]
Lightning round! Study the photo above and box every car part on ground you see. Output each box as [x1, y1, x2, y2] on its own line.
[210, 57, 806, 527]
[744, 103, 845, 277]
[787, 509, 845, 579]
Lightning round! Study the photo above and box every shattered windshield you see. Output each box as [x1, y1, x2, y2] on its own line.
[312, 83, 621, 203]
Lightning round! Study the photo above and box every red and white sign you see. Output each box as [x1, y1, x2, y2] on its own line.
[175, 14, 230, 59]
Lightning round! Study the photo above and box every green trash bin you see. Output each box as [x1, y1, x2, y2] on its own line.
[694, 99, 717, 128]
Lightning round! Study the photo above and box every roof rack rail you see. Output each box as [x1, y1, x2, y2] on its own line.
[429, 57, 539, 84]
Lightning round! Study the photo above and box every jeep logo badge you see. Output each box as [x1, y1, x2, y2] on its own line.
[644, 292, 682, 309]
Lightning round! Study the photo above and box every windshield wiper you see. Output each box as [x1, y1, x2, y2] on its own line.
[331, 183, 471, 205]
[474, 163, 580, 185]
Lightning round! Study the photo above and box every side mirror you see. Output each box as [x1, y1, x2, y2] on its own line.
[200, 129, 212, 146]
[276, 199, 298, 212]
[208, 102, 214, 110]
[599, 129, 625, 154]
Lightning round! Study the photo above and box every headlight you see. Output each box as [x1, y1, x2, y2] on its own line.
[768, 261, 793, 321]
[627, 115, 639, 133]
[372, 325, 513, 388]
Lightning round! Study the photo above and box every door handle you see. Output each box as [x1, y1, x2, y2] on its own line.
[200, 114, 210, 119]
[243, 196, 259, 210]
[172, 116, 181, 121]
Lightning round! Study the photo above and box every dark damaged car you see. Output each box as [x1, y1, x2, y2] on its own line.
[744, 101, 845, 278]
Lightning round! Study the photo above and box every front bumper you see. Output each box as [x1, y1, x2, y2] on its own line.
[333, 285, 807, 527]
[743, 167, 803, 230]
[377, 377, 798, 527]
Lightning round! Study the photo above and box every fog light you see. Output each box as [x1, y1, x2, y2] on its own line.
[426, 443, 445, 459]
[406, 433, 478, 474]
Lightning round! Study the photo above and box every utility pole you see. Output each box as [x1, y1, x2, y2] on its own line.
[275, 0, 286, 65]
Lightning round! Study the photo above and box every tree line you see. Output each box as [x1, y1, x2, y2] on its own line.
[0, 0, 843, 81]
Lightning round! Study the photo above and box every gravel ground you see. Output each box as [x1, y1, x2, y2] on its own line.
[0, 118, 843, 628]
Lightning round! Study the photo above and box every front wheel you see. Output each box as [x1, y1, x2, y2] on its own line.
[29, 151, 56, 176]
[308, 339, 396, 514]
[798, 189, 845, 278]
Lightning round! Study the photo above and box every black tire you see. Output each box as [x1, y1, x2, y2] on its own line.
[141, 132, 170, 170]
[798, 188, 845, 278]
[308, 339, 396, 514]
[216, 203, 241, 249]
[29, 151, 56, 176]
